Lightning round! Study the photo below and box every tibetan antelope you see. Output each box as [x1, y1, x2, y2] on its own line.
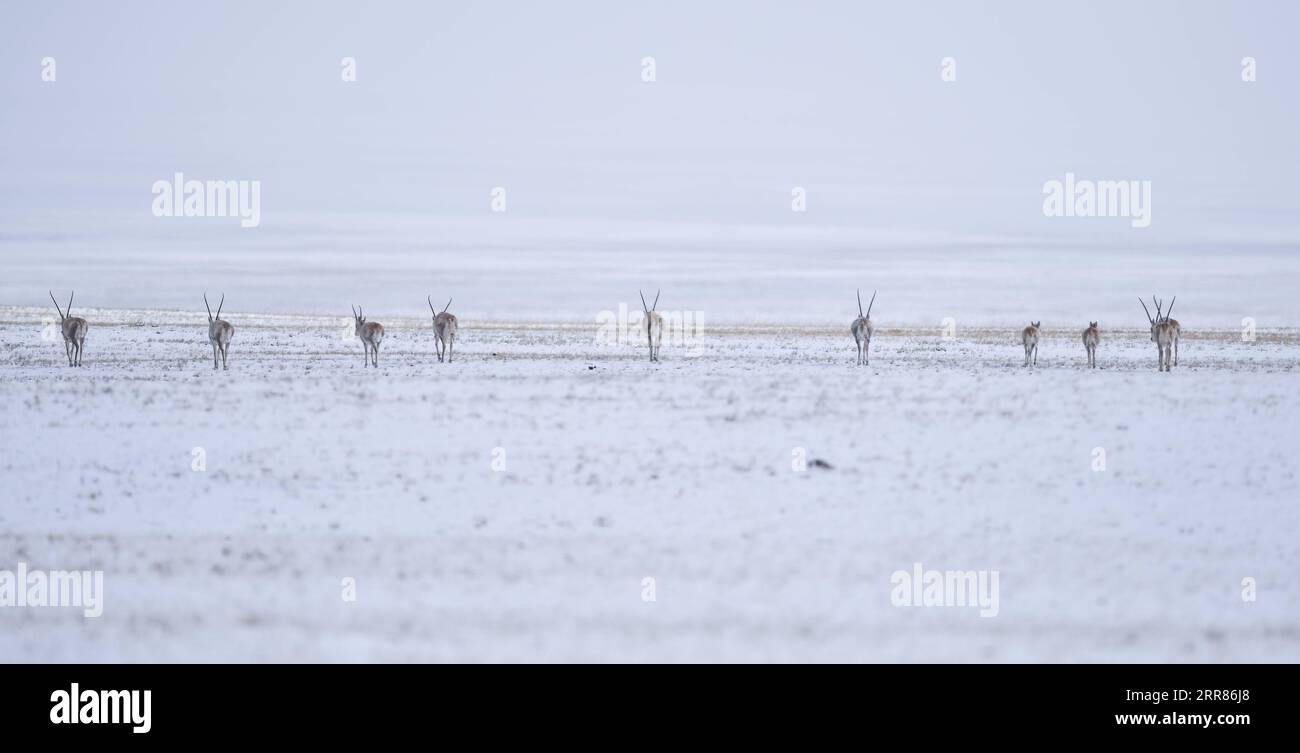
[640, 290, 663, 362]
[1152, 295, 1181, 365]
[428, 296, 458, 363]
[851, 289, 876, 366]
[204, 293, 234, 370]
[1082, 322, 1100, 368]
[1140, 297, 1176, 372]
[48, 290, 88, 367]
[351, 305, 385, 367]
[1021, 321, 1041, 366]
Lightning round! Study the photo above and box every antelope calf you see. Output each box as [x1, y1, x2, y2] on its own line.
[1140, 297, 1176, 372]
[1021, 321, 1040, 367]
[351, 305, 385, 367]
[1082, 322, 1100, 368]
[49, 290, 88, 367]
[428, 296, 458, 363]
[851, 289, 876, 366]
[640, 290, 663, 362]
[204, 293, 235, 370]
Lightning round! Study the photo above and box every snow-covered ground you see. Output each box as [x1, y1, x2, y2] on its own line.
[2, 308, 1297, 662]
[5, 0, 1299, 665]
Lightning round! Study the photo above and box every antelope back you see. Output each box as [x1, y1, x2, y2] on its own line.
[1154, 321, 1175, 345]
[63, 317, 87, 340]
[209, 319, 234, 342]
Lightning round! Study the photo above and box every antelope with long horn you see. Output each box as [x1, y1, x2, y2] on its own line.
[1021, 321, 1040, 367]
[1153, 295, 1181, 365]
[639, 290, 663, 362]
[204, 292, 234, 370]
[1082, 321, 1100, 368]
[48, 290, 88, 367]
[428, 296, 458, 363]
[851, 289, 876, 366]
[352, 305, 385, 368]
[1140, 298, 1175, 372]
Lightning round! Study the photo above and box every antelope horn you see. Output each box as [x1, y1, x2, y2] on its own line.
[865, 290, 876, 319]
[442, 298, 452, 313]
[428, 296, 436, 315]
[857, 289, 863, 318]
[67, 291, 74, 317]
[204, 292, 213, 321]
[1163, 296, 1174, 320]
[1152, 295, 1163, 319]
[49, 290, 65, 321]
[639, 290, 649, 314]
[652, 290, 660, 312]
[351, 305, 358, 319]
[1139, 298, 1154, 325]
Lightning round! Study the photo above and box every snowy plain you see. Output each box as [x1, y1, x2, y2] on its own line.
[4, 0, 1300, 663]
[2, 305, 1297, 662]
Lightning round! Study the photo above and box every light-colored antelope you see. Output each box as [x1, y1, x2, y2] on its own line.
[640, 290, 663, 362]
[1082, 321, 1100, 368]
[1140, 297, 1176, 372]
[49, 290, 88, 367]
[851, 289, 876, 366]
[1021, 321, 1040, 366]
[351, 305, 385, 368]
[204, 292, 234, 370]
[1153, 295, 1180, 365]
[428, 296, 458, 363]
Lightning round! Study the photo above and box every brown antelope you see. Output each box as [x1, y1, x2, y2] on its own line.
[851, 289, 876, 366]
[48, 290, 88, 367]
[1082, 321, 1100, 368]
[351, 305, 385, 367]
[204, 293, 234, 370]
[1153, 295, 1181, 365]
[1021, 321, 1040, 366]
[1140, 297, 1176, 372]
[640, 290, 663, 362]
[428, 296, 458, 363]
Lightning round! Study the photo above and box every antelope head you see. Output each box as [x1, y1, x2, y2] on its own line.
[639, 289, 660, 316]
[428, 296, 452, 319]
[1152, 295, 1177, 323]
[204, 292, 225, 323]
[639, 290, 662, 335]
[1140, 297, 1159, 340]
[857, 289, 876, 321]
[49, 290, 71, 322]
[351, 305, 366, 336]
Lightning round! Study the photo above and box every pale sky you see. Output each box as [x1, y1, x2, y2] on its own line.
[2, 0, 1298, 243]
